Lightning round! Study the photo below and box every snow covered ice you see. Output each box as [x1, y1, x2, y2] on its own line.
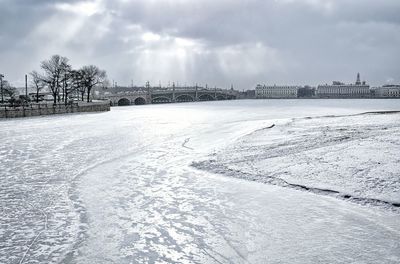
[194, 112, 400, 209]
[1, 99, 400, 263]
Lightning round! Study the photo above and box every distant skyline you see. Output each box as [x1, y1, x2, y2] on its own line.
[1, 0, 399, 89]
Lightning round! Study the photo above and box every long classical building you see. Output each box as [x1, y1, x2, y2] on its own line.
[317, 73, 370, 98]
[255, 84, 299, 98]
[373, 85, 400, 98]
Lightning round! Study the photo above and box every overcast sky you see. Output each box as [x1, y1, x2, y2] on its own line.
[0, 0, 399, 89]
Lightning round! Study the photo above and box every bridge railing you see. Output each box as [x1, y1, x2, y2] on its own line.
[95, 88, 238, 98]
[151, 88, 231, 92]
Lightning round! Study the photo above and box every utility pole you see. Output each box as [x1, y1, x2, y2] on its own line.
[195, 83, 198, 101]
[25, 74, 28, 98]
[64, 73, 67, 105]
[0, 74, 4, 104]
[172, 82, 176, 102]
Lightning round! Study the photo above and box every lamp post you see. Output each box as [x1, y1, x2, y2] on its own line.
[0, 74, 4, 104]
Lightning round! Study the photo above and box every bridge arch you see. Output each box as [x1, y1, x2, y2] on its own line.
[152, 96, 171, 104]
[216, 95, 226, 100]
[134, 97, 146, 105]
[117, 98, 131, 106]
[175, 94, 194, 102]
[198, 94, 215, 101]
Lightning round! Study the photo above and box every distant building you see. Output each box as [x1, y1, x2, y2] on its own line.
[29, 92, 53, 102]
[297, 86, 316, 98]
[373, 85, 400, 98]
[255, 84, 299, 98]
[238, 90, 255, 99]
[317, 73, 370, 98]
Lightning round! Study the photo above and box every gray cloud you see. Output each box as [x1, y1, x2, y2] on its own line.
[0, 0, 399, 89]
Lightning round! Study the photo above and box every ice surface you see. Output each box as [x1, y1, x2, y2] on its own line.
[195, 112, 400, 209]
[1, 99, 400, 263]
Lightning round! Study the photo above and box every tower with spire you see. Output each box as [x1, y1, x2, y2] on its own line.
[355, 73, 361, 85]
[146, 81, 151, 95]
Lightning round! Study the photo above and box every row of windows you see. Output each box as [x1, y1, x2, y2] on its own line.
[257, 85, 299, 88]
[318, 88, 369, 94]
[257, 95, 297, 98]
[375, 88, 400, 97]
[258, 90, 297, 94]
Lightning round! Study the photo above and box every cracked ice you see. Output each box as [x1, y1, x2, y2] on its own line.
[1, 99, 400, 264]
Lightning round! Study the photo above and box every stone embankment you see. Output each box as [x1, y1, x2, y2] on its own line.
[0, 101, 110, 118]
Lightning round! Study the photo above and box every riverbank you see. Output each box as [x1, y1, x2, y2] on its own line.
[0, 101, 110, 118]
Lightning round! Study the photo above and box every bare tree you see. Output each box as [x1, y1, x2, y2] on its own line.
[80, 65, 107, 102]
[69, 69, 86, 101]
[30, 71, 45, 103]
[62, 71, 77, 103]
[32, 56, 107, 104]
[2, 80, 17, 97]
[62, 71, 75, 104]
[40, 55, 71, 103]
[0, 80, 17, 105]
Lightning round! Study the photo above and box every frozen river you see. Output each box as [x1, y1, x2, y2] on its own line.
[1, 99, 400, 263]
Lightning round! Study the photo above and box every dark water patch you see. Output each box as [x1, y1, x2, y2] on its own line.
[361, 111, 400, 115]
[295, 111, 400, 122]
[241, 123, 275, 138]
[182, 137, 194, 150]
[253, 124, 275, 133]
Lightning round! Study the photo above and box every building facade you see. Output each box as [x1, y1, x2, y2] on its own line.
[373, 85, 400, 98]
[317, 73, 370, 98]
[255, 84, 299, 98]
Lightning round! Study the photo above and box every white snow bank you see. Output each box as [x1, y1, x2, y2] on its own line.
[194, 112, 400, 210]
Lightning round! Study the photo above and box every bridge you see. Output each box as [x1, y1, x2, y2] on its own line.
[98, 86, 238, 106]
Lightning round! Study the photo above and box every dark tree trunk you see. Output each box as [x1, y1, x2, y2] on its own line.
[65, 91, 68, 105]
[87, 88, 91, 102]
[56, 77, 60, 103]
[64, 80, 68, 105]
